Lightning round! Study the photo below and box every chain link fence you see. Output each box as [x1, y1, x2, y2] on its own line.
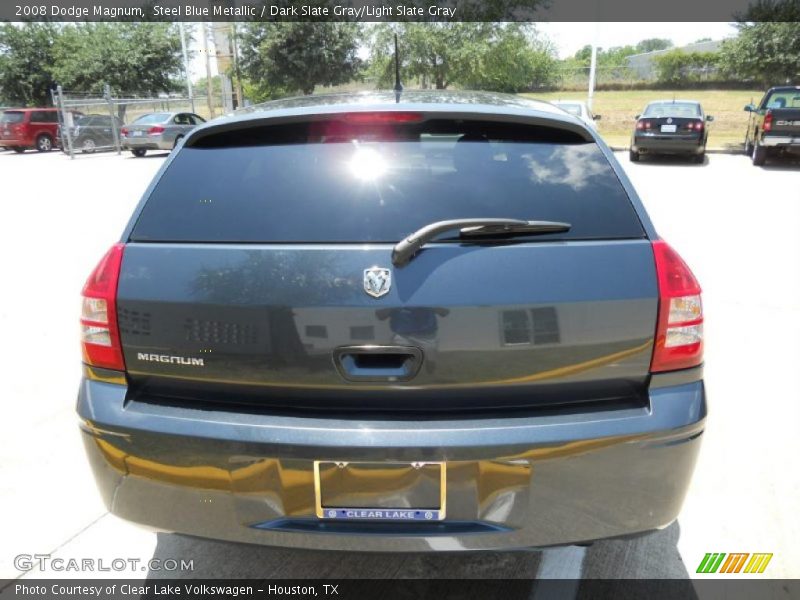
[52, 86, 225, 158]
[553, 65, 725, 91]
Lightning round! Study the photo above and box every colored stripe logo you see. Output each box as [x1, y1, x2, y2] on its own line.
[697, 553, 773, 574]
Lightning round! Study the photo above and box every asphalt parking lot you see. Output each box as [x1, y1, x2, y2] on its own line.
[0, 148, 798, 583]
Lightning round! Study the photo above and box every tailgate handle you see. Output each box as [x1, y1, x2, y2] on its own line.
[333, 346, 423, 382]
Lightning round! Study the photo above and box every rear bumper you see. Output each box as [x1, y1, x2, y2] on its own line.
[0, 138, 28, 148]
[77, 374, 706, 551]
[632, 135, 705, 154]
[760, 135, 800, 149]
[122, 136, 171, 151]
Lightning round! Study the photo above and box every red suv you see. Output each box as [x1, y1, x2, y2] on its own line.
[0, 108, 77, 153]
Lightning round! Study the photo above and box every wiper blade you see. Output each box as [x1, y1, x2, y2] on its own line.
[459, 220, 572, 237]
[392, 218, 571, 267]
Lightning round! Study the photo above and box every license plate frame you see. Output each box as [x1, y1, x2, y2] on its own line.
[313, 461, 446, 521]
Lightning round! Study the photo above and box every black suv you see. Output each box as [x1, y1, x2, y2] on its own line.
[77, 91, 706, 552]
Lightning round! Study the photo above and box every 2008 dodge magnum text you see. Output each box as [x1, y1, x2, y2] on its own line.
[77, 91, 706, 551]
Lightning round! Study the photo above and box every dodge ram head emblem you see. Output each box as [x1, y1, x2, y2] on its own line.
[364, 267, 391, 298]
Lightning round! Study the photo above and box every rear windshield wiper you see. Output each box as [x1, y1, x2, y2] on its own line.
[392, 218, 571, 267]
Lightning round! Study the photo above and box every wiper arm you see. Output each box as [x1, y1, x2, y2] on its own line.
[391, 218, 571, 267]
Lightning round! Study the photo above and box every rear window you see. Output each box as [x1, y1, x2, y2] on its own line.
[763, 90, 800, 109]
[556, 103, 582, 116]
[1, 111, 25, 124]
[643, 102, 701, 118]
[30, 110, 58, 123]
[134, 113, 169, 124]
[130, 119, 644, 243]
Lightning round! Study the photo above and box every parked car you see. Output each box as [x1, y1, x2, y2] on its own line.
[630, 100, 712, 163]
[78, 91, 706, 552]
[69, 114, 125, 154]
[744, 85, 800, 166]
[0, 107, 82, 153]
[121, 112, 206, 157]
[552, 100, 601, 129]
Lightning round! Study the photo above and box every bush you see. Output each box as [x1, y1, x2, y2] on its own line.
[654, 50, 721, 85]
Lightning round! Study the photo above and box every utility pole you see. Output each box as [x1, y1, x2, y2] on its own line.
[587, 20, 599, 112]
[230, 24, 245, 109]
[588, 43, 598, 112]
[201, 22, 215, 118]
[178, 22, 195, 113]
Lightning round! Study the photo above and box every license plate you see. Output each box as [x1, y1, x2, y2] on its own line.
[314, 461, 446, 521]
[661, 124, 677, 133]
[132, 131, 143, 137]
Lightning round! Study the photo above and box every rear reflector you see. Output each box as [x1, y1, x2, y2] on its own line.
[340, 112, 424, 124]
[80, 244, 125, 371]
[650, 240, 703, 372]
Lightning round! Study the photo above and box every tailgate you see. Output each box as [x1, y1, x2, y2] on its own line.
[118, 241, 657, 411]
[770, 109, 800, 136]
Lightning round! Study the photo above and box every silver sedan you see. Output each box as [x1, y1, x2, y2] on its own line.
[121, 112, 206, 157]
[552, 100, 601, 130]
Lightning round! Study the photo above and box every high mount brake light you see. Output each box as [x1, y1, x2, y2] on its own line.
[650, 240, 703, 373]
[339, 112, 424, 124]
[80, 244, 126, 371]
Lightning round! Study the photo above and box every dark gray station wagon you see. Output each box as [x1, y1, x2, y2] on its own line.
[78, 91, 706, 551]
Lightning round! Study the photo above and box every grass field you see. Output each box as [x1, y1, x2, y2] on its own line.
[521, 89, 764, 150]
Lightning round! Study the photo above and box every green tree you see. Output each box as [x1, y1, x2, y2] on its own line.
[734, 0, 800, 21]
[570, 44, 637, 67]
[194, 74, 223, 97]
[654, 50, 720, 85]
[457, 25, 559, 92]
[635, 38, 674, 53]
[239, 23, 362, 96]
[53, 23, 184, 97]
[572, 44, 594, 64]
[369, 23, 556, 91]
[603, 45, 637, 65]
[0, 23, 61, 106]
[719, 22, 800, 85]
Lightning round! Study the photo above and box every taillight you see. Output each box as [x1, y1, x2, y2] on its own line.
[650, 240, 703, 373]
[148, 125, 165, 134]
[80, 244, 125, 371]
[120, 127, 128, 137]
[636, 119, 652, 131]
[688, 120, 704, 132]
[340, 112, 424, 124]
[763, 110, 773, 132]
